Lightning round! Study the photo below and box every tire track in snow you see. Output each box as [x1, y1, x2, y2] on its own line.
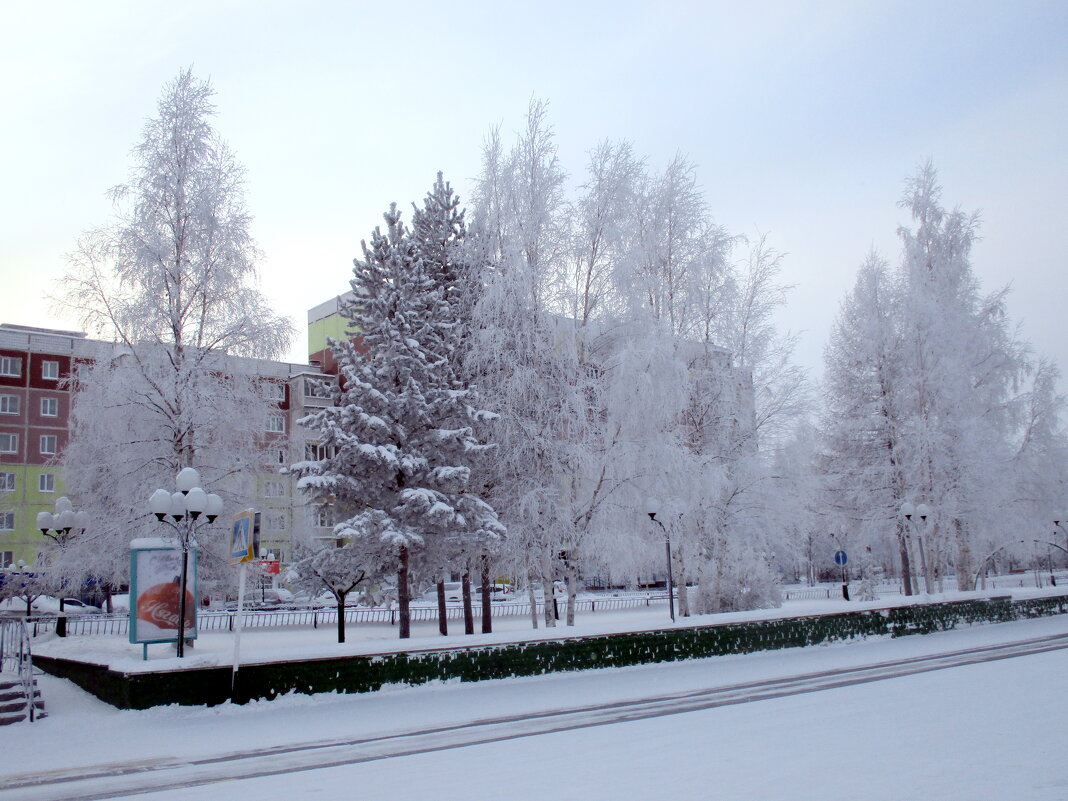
[5, 631, 1067, 801]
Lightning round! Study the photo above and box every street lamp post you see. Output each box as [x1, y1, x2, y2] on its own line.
[36, 497, 90, 636]
[148, 468, 223, 658]
[900, 502, 933, 595]
[1050, 513, 1068, 584]
[646, 499, 675, 623]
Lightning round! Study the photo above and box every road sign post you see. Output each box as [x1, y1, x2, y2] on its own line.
[834, 550, 849, 601]
[229, 510, 259, 692]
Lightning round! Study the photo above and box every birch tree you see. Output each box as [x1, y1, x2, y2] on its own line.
[57, 69, 292, 588]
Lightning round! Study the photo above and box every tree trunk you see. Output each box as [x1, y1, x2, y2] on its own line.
[564, 561, 578, 626]
[541, 577, 557, 627]
[480, 555, 492, 633]
[526, 570, 539, 629]
[954, 518, 975, 591]
[674, 548, 690, 617]
[897, 520, 913, 596]
[397, 545, 411, 639]
[104, 584, 114, 614]
[336, 591, 346, 644]
[710, 525, 727, 614]
[462, 572, 474, 634]
[436, 579, 448, 636]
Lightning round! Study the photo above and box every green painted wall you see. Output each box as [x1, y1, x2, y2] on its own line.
[307, 313, 352, 358]
[0, 465, 65, 564]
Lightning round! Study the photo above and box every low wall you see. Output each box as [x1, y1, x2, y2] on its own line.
[34, 594, 1068, 710]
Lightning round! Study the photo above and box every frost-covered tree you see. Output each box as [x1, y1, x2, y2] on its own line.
[469, 103, 580, 628]
[822, 254, 916, 591]
[468, 102, 809, 620]
[822, 164, 1060, 592]
[295, 198, 501, 639]
[411, 173, 503, 633]
[286, 533, 389, 643]
[57, 69, 292, 589]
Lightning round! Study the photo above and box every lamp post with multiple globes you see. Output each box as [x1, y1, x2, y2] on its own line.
[147, 468, 223, 658]
[35, 496, 90, 635]
[900, 502, 933, 594]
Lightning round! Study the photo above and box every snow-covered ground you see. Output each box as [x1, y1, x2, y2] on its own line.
[29, 584, 1068, 672]
[4, 591, 1068, 800]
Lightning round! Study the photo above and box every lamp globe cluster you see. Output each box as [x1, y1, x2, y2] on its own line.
[148, 468, 223, 524]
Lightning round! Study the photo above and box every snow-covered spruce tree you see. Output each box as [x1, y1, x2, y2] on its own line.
[411, 173, 502, 633]
[56, 69, 291, 592]
[295, 202, 501, 639]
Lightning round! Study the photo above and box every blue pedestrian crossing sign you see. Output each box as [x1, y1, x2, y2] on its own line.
[834, 550, 848, 566]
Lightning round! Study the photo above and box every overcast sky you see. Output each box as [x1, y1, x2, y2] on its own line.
[2, 0, 1065, 385]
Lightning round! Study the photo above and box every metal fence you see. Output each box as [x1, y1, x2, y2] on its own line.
[781, 587, 838, 601]
[23, 594, 673, 636]
[0, 617, 40, 721]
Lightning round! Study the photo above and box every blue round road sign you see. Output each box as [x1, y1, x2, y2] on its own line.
[834, 550, 848, 566]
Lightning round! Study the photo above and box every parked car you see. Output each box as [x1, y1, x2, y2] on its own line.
[10, 596, 103, 615]
[421, 582, 465, 602]
[474, 583, 512, 601]
[418, 583, 514, 602]
[257, 587, 295, 606]
[292, 590, 334, 608]
[519, 581, 568, 599]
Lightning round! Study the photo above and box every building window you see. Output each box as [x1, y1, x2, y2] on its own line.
[0, 473, 14, 492]
[263, 480, 285, 498]
[305, 442, 336, 461]
[0, 551, 12, 568]
[39, 474, 55, 493]
[263, 382, 286, 401]
[40, 397, 58, 417]
[0, 434, 17, 454]
[266, 415, 285, 434]
[0, 511, 13, 531]
[0, 395, 19, 415]
[264, 511, 286, 531]
[42, 360, 59, 380]
[314, 507, 334, 528]
[40, 435, 57, 456]
[303, 377, 332, 398]
[0, 357, 21, 378]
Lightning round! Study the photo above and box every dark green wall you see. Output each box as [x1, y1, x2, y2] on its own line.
[34, 594, 1068, 710]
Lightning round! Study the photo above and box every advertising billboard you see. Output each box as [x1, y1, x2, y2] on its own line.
[129, 545, 198, 645]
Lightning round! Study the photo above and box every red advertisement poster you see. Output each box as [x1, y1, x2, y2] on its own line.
[130, 547, 197, 643]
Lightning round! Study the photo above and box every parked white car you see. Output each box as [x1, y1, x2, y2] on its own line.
[421, 582, 465, 602]
[1, 596, 103, 614]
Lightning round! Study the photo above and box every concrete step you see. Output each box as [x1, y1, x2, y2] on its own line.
[0, 677, 45, 725]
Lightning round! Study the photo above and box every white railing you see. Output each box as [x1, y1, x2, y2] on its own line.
[27, 594, 673, 636]
[0, 616, 40, 721]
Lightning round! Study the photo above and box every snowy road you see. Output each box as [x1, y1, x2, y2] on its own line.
[5, 629, 1067, 801]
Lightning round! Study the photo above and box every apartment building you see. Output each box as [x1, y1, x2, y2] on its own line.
[0, 323, 337, 569]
